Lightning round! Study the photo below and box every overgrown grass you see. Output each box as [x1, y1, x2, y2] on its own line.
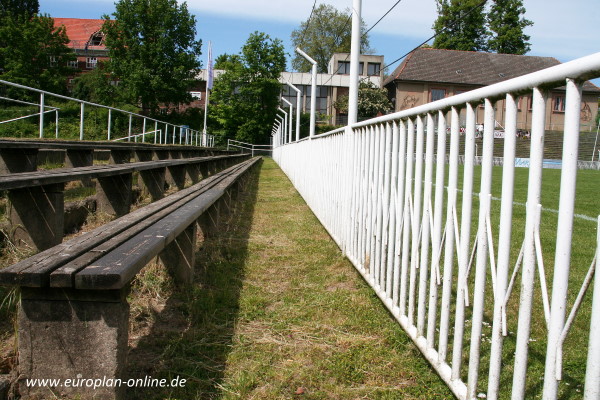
[124, 158, 453, 400]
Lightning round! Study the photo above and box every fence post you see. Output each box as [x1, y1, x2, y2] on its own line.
[79, 102, 85, 140]
[39, 93, 44, 138]
[107, 109, 112, 140]
[128, 114, 132, 142]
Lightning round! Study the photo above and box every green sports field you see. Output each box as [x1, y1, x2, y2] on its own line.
[441, 164, 599, 399]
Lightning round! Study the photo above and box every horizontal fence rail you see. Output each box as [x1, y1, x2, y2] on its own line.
[227, 139, 272, 156]
[273, 52, 600, 399]
[0, 79, 214, 146]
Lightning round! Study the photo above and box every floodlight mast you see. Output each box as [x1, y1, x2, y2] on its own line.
[281, 97, 294, 143]
[296, 47, 317, 138]
[286, 82, 301, 141]
[348, 0, 361, 125]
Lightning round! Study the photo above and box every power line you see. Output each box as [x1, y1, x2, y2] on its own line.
[363, 0, 404, 37]
[298, 0, 319, 54]
[382, 0, 488, 72]
[317, 0, 405, 88]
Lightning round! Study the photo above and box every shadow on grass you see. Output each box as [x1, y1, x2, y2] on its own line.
[125, 160, 262, 400]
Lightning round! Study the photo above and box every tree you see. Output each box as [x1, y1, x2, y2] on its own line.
[210, 31, 285, 144]
[101, 0, 202, 112]
[432, 0, 488, 52]
[71, 66, 120, 105]
[0, 0, 39, 17]
[487, 0, 532, 55]
[334, 81, 392, 121]
[0, 13, 74, 93]
[291, 4, 371, 73]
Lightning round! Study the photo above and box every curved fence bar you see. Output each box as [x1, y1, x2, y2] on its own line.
[273, 52, 600, 400]
[0, 79, 215, 146]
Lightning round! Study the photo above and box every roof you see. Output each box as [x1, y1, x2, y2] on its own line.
[53, 18, 106, 50]
[384, 48, 600, 92]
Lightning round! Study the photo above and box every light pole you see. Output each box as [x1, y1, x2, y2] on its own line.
[286, 82, 302, 141]
[281, 97, 294, 142]
[277, 107, 288, 144]
[296, 47, 317, 138]
[348, 0, 362, 125]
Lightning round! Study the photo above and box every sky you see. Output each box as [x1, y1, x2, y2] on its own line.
[40, 0, 600, 75]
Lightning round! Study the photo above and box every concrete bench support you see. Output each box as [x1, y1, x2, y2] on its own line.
[0, 149, 38, 174]
[66, 149, 94, 187]
[167, 165, 187, 190]
[159, 223, 197, 285]
[96, 174, 133, 217]
[109, 149, 132, 164]
[139, 168, 166, 200]
[187, 164, 200, 184]
[197, 201, 220, 239]
[134, 150, 153, 162]
[8, 183, 64, 251]
[18, 287, 129, 400]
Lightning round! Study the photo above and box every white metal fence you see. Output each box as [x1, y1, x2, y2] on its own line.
[227, 139, 272, 156]
[0, 79, 214, 146]
[273, 52, 600, 399]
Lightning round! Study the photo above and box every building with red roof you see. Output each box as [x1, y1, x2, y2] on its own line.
[53, 18, 109, 74]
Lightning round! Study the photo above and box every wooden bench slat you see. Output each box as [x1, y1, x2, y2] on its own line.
[0, 154, 246, 190]
[0, 158, 253, 287]
[74, 157, 259, 290]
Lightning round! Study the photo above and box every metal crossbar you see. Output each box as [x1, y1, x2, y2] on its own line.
[0, 79, 214, 146]
[273, 52, 600, 399]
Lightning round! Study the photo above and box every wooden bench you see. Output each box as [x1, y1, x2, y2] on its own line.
[0, 138, 234, 174]
[1, 153, 250, 251]
[0, 156, 261, 400]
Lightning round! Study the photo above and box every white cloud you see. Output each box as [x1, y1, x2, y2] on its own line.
[185, 0, 599, 61]
[185, 0, 437, 38]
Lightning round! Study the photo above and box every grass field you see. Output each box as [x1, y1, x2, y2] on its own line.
[425, 162, 599, 399]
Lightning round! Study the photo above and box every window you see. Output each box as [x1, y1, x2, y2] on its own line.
[337, 61, 350, 74]
[430, 89, 446, 102]
[553, 95, 565, 112]
[189, 91, 202, 100]
[86, 57, 97, 69]
[367, 62, 381, 76]
[359, 62, 364, 75]
[89, 32, 104, 46]
[68, 59, 78, 68]
[303, 85, 328, 114]
[49, 56, 57, 67]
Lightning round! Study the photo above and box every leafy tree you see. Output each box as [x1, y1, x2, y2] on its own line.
[291, 4, 372, 73]
[334, 81, 392, 120]
[487, 0, 532, 55]
[0, 0, 38, 17]
[101, 0, 202, 112]
[210, 31, 285, 144]
[432, 0, 488, 52]
[214, 54, 242, 70]
[71, 66, 121, 105]
[0, 13, 74, 93]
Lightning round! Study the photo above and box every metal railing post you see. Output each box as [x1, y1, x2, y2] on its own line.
[107, 109, 112, 140]
[39, 93, 44, 138]
[79, 102, 85, 140]
[128, 114, 132, 141]
[142, 118, 146, 143]
[154, 121, 158, 144]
